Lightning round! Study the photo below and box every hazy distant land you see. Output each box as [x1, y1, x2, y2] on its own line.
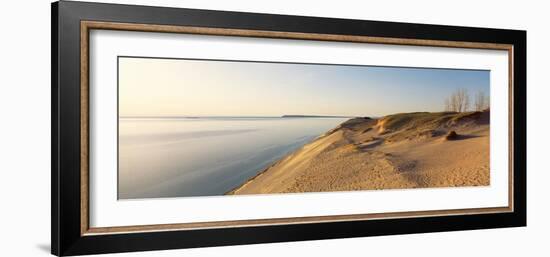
[281, 115, 355, 118]
[228, 110, 490, 195]
[120, 115, 354, 119]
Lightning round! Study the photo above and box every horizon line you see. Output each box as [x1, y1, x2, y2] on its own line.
[119, 114, 358, 118]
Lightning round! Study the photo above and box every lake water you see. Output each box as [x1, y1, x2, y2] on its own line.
[118, 117, 348, 199]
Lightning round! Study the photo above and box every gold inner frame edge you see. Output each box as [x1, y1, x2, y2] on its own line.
[80, 20, 515, 236]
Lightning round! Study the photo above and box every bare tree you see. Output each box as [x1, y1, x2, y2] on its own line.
[474, 90, 487, 111]
[444, 88, 471, 112]
[473, 90, 491, 111]
[462, 89, 470, 112]
[444, 97, 451, 112]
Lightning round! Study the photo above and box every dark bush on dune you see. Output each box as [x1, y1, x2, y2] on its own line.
[445, 130, 459, 140]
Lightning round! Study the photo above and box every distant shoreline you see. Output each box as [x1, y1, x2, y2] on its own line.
[120, 115, 356, 119]
[281, 115, 355, 118]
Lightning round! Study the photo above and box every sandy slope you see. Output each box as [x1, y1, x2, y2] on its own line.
[229, 111, 490, 195]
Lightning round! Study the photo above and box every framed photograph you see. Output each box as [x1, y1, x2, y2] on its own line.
[52, 1, 526, 256]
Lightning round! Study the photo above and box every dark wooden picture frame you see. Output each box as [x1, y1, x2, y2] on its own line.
[52, 1, 526, 256]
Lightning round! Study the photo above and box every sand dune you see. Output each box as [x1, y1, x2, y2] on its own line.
[228, 110, 490, 195]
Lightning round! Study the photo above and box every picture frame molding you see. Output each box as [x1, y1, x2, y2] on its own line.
[52, 1, 526, 256]
[80, 19, 515, 235]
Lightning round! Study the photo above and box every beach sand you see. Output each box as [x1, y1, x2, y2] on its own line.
[228, 110, 490, 195]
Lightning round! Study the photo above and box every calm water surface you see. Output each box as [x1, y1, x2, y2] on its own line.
[119, 117, 347, 199]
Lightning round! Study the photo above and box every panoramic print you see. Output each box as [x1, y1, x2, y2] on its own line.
[118, 57, 490, 199]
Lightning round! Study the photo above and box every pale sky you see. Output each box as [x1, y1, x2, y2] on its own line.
[119, 57, 489, 117]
